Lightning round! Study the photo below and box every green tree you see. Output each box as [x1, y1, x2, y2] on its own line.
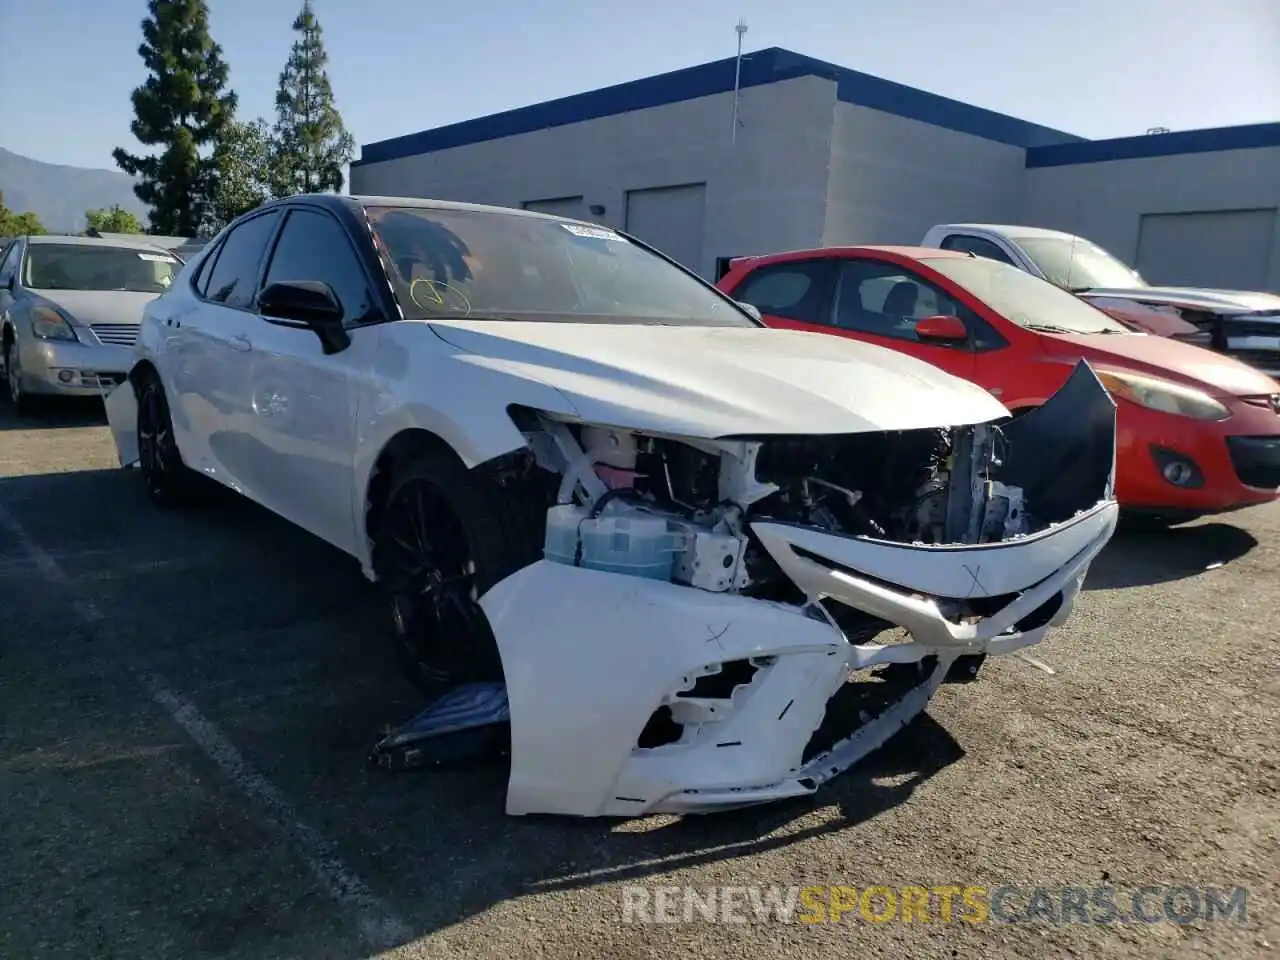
[271, 0, 354, 196]
[113, 0, 238, 236]
[0, 205, 46, 237]
[208, 118, 275, 232]
[85, 205, 144, 234]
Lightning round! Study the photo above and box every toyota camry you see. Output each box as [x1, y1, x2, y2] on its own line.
[104, 194, 1118, 817]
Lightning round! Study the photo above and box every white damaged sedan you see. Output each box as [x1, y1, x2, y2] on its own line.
[105, 194, 1118, 817]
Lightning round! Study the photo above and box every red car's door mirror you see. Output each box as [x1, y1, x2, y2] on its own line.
[914, 314, 968, 343]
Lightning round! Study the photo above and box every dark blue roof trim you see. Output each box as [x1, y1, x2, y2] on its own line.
[828, 65, 1080, 150]
[1027, 122, 1280, 167]
[354, 46, 1083, 167]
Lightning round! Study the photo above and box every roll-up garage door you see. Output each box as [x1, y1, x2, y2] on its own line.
[624, 183, 708, 276]
[1135, 209, 1276, 290]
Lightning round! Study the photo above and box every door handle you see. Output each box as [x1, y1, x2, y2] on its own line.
[229, 334, 252, 352]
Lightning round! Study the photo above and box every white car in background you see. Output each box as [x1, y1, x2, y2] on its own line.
[0, 234, 182, 411]
[104, 194, 1118, 818]
[921, 223, 1280, 376]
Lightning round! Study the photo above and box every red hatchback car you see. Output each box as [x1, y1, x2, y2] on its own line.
[718, 246, 1280, 521]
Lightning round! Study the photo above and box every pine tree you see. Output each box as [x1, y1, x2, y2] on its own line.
[113, 0, 237, 236]
[271, 0, 355, 197]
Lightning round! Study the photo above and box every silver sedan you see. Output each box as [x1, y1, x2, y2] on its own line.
[0, 234, 182, 411]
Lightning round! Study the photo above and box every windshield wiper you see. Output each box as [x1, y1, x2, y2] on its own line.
[1025, 323, 1124, 335]
[1022, 323, 1078, 334]
[417, 313, 521, 322]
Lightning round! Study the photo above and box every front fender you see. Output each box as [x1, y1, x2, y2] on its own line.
[350, 329, 583, 577]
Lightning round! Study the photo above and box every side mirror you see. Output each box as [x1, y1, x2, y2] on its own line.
[258, 280, 351, 355]
[736, 301, 762, 322]
[914, 314, 968, 344]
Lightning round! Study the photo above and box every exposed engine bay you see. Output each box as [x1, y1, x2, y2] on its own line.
[515, 410, 1054, 607]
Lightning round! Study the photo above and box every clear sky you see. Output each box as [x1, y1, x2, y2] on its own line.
[1, 0, 1277, 172]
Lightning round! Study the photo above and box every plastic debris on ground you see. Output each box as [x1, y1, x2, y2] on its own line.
[370, 681, 511, 771]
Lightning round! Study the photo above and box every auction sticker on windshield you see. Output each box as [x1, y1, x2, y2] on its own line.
[561, 223, 623, 241]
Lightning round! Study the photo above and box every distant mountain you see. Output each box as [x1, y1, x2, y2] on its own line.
[0, 147, 150, 233]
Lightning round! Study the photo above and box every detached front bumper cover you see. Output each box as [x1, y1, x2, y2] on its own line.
[104, 379, 140, 468]
[478, 362, 1119, 817]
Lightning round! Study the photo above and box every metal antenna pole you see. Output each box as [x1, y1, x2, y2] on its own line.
[731, 18, 748, 145]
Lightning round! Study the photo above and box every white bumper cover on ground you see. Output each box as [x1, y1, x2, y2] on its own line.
[104, 381, 140, 467]
[482, 501, 1117, 817]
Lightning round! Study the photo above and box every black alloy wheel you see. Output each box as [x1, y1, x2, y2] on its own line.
[374, 462, 507, 695]
[136, 373, 193, 506]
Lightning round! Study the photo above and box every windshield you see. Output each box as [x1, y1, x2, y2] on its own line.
[922, 256, 1131, 334]
[1016, 236, 1146, 291]
[23, 244, 180, 293]
[364, 205, 755, 326]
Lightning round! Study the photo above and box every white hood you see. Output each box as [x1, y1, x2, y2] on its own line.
[1082, 286, 1280, 316]
[33, 289, 160, 327]
[426, 319, 1010, 437]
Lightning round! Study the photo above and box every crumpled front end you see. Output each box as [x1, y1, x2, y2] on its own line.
[482, 362, 1118, 817]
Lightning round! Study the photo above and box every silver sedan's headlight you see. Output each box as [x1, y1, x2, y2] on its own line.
[1095, 369, 1229, 421]
[30, 305, 79, 342]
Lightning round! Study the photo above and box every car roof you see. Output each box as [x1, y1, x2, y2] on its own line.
[261, 192, 597, 227]
[87, 231, 189, 249]
[741, 244, 972, 263]
[28, 234, 182, 252]
[937, 223, 1079, 241]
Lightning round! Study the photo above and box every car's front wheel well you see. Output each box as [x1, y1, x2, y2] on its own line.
[364, 429, 466, 551]
[128, 360, 160, 393]
[365, 433, 555, 692]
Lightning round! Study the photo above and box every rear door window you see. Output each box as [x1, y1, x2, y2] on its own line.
[940, 234, 1018, 266]
[191, 239, 225, 298]
[202, 212, 281, 309]
[731, 260, 835, 324]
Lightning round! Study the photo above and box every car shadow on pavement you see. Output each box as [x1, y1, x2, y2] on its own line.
[0, 397, 107, 430]
[356, 711, 966, 946]
[1084, 519, 1258, 591]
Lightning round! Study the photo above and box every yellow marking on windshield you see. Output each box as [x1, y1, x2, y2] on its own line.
[409, 278, 472, 316]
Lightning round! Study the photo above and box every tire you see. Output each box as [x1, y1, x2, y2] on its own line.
[135, 370, 199, 507]
[370, 448, 547, 695]
[3, 336, 37, 415]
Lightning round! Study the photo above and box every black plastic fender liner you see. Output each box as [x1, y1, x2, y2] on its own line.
[370, 681, 511, 770]
[999, 361, 1117, 525]
[944, 653, 987, 683]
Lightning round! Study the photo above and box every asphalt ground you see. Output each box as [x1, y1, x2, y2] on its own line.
[0, 398, 1276, 959]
